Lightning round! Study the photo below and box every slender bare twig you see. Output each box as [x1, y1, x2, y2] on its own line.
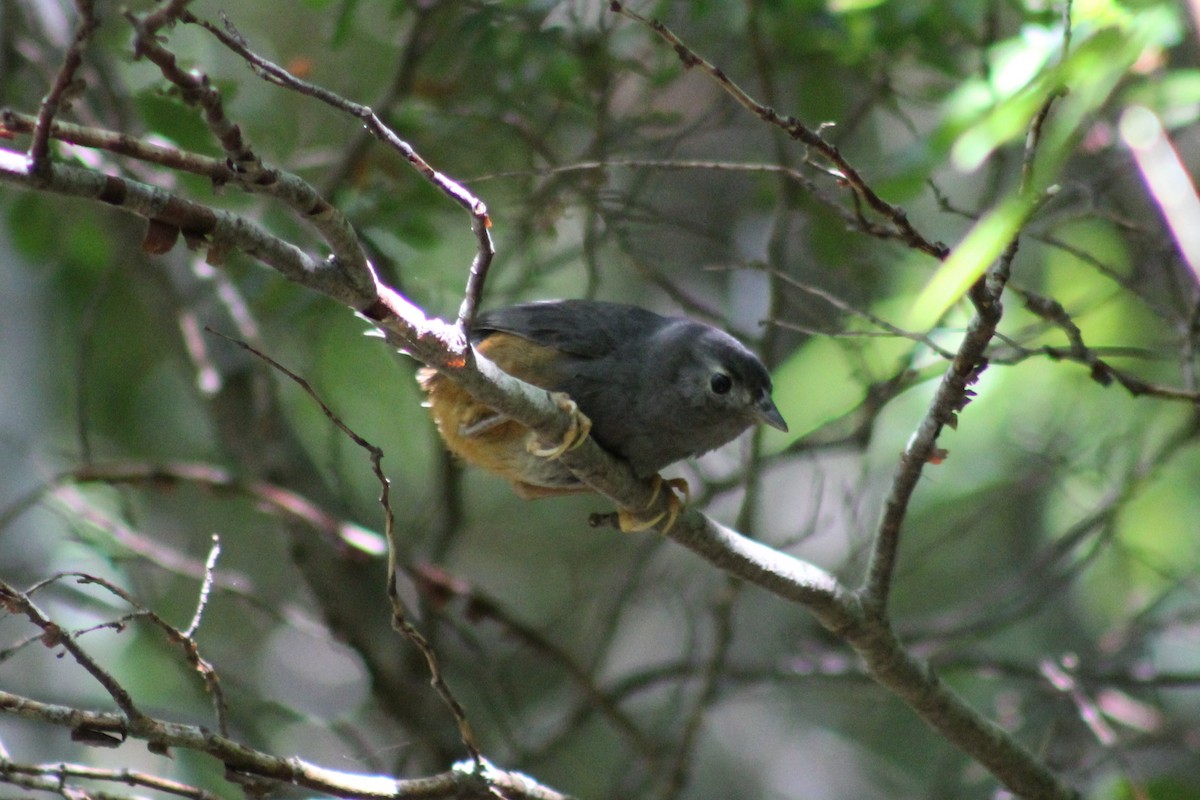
[658, 582, 740, 800]
[183, 534, 221, 638]
[27, 0, 99, 177]
[181, 11, 493, 332]
[66, 461, 386, 555]
[204, 329, 484, 766]
[607, 1, 947, 261]
[0, 759, 222, 800]
[470, 157, 866, 232]
[0, 689, 570, 800]
[319, 5, 437, 195]
[22, 572, 232, 736]
[3, 110, 235, 181]
[860, 299, 997, 614]
[124, 9, 373, 286]
[736, 264, 957, 359]
[20, 483, 335, 637]
[412, 564, 658, 755]
[1005, 286, 1200, 402]
[0, 578, 148, 728]
[861, 80, 1068, 618]
[600, 649, 1200, 706]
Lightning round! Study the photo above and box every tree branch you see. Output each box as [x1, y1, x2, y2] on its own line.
[0, 689, 570, 800]
[27, 0, 98, 178]
[607, 0, 948, 261]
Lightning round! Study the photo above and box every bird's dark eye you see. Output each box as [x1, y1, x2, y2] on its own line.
[710, 372, 733, 395]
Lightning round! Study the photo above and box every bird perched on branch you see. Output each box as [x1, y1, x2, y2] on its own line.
[419, 299, 787, 530]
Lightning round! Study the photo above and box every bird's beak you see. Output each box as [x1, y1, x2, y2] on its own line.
[754, 394, 788, 433]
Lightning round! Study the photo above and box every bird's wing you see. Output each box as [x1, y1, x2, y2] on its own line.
[473, 332, 573, 390]
[473, 300, 669, 359]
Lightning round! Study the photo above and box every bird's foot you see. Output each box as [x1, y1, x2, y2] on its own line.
[458, 410, 509, 438]
[528, 392, 593, 459]
[618, 475, 690, 533]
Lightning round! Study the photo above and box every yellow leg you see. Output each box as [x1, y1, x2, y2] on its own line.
[617, 476, 690, 532]
[528, 392, 593, 459]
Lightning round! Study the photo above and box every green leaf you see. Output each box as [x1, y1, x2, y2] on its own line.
[907, 196, 1030, 330]
[829, 0, 886, 11]
[913, 11, 1173, 329]
[330, 0, 361, 47]
[134, 89, 218, 155]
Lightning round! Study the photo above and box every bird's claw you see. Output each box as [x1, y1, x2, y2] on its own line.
[528, 392, 592, 459]
[618, 475, 690, 533]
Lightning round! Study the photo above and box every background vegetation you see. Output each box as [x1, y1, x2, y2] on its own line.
[2, 0, 1199, 798]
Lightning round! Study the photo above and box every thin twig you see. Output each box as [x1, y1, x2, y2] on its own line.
[184, 534, 221, 638]
[3, 110, 235, 181]
[183, 10, 492, 331]
[204, 328, 484, 766]
[319, 5, 437, 195]
[28, 0, 99, 178]
[657, 582, 740, 800]
[470, 157, 862, 230]
[0, 578, 148, 727]
[125, 9, 373, 289]
[0, 689, 571, 800]
[608, 1, 947, 260]
[0, 760, 222, 800]
[67, 460, 386, 555]
[413, 564, 658, 755]
[861, 74, 1070, 617]
[743, 264, 957, 359]
[994, 344, 1200, 403]
[35, 571, 232, 736]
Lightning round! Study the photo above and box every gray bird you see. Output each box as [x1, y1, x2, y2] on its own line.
[419, 299, 787, 527]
